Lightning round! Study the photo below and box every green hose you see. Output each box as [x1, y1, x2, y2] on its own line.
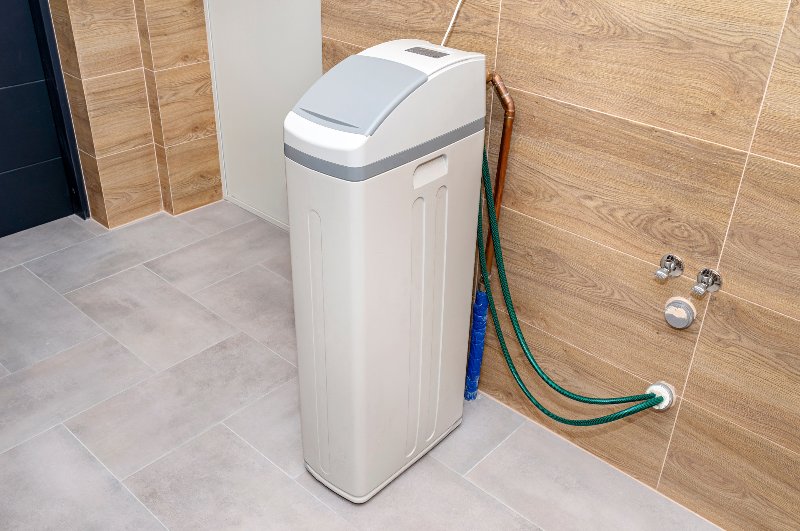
[477, 149, 663, 425]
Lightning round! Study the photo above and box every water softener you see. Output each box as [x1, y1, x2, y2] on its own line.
[284, 40, 485, 502]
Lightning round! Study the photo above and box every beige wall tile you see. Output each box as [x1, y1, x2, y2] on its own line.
[685, 292, 800, 454]
[660, 401, 800, 530]
[141, 0, 209, 70]
[719, 155, 800, 320]
[752, 2, 800, 166]
[490, 207, 704, 388]
[441, 0, 500, 66]
[132, 0, 154, 70]
[322, 0, 452, 48]
[154, 144, 172, 214]
[64, 74, 94, 155]
[488, 90, 745, 266]
[94, 144, 161, 227]
[480, 311, 678, 486]
[322, 38, 362, 73]
[65, 0, 143, 78]
[143, 69, 163, 146]
[77, 150, 108, 227]
[82, 69, 153, 158]
[49, 0, 81, 78]
[152, 62, 216, 147]
[164, 135, 222, 214]
[495, 0, 787, 149]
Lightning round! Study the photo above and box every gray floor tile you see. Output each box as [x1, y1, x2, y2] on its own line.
[194, 265, 296, 364]
[0, 266, 99, 371]
[261, 229, 292, 281]
[0, 426, 163, 531]
[67, 266, 236, 370]
[0, 334, 152, 452]
[466, 423, 718, 531]
[26, 214, 203, 293]
[0, 364, 8, 377]
[145, 219, 287, 293]
[70, 214, 109, 236]
[431, 393, 525, 474]
[126, 425, 350, 531]
[177, 200, 257, 236]
[297, 455, 536, 530]
[225, 377, 304, 477]
[0, 217, 96, 271]
[66, 333, 296, 479]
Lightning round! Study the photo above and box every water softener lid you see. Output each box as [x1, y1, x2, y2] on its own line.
[292, 55, 427, 137]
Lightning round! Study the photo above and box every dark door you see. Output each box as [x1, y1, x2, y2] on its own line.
[0, 0, 86, 237]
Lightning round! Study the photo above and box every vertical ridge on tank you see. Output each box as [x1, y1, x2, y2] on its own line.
[424, 186, 448, 442]
[308, 210, 330, 473]
[406, 197, 426, 457]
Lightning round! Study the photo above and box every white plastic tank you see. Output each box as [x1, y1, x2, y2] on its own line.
[284, 39, 485, 503]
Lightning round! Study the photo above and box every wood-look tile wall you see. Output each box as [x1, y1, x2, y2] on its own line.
[50, 0, 221, 226]
[322, 1, 800, 528]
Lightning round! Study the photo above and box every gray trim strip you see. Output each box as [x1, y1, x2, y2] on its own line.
[284, 118, 484, 182]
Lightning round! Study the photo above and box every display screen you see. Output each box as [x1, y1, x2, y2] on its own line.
[405, 47, 449, 58]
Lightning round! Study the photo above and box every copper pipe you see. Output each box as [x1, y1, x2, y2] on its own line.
[484, 71, 515, 277]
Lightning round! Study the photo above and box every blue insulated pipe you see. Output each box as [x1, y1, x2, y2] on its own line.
[464, 290, 489, 400]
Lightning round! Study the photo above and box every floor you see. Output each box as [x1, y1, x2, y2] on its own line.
[0, 201, 718, 530]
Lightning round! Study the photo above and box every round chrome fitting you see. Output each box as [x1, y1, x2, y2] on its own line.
[646, 381, 676, 411]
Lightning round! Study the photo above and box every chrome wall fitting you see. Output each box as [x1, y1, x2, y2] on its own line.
[654, 254, 684, 282]
[664, 297, 696, 329]
[646, 381, 676, 411]
[691, 268, 722, 298]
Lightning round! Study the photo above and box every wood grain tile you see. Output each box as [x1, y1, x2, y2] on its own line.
[93, 144, 161, 227]
[154, 143, 172, 213]
[141, 0, 209, 70]
[65, 0, 143, 78]
[322, 0, 452, 48]
[685, 292, 800, 454]
[495, 0, 787, 149]
[64, 74, 94, 155]
[441, 0, 499, 66]
[82, 69, 153, 158]
[143, 68, 163, 146]
[49, 0, 80, 77]
[78, 150, 108, 227]
[752, 2, 800, 166]
[660, 401, 800, 530]
[719, 155, 800, 320]
[480, 311, 678, 486]
[490, 207, 704, 388]
[488, 90, 744, 266]
[152, 62, 216, 147]
[164, 135, 222, 214]
[322, 37, 362, 73]
[132, 0, 154, 70]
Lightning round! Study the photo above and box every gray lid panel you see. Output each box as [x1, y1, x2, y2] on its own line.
[293, 55, 427, 136]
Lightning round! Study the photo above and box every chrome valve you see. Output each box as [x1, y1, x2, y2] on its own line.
[654, 254, 684, 282]
[691, 268, 722, 298]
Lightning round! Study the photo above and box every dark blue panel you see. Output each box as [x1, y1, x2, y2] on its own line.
[0, 80, 61, 173]
[0, 0, 45, 88]
[0, 158, 72, 237]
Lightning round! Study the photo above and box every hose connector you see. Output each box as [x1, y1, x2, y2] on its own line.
[645, 381, 676, 411]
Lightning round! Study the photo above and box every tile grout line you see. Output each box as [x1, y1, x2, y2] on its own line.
[321, 35, 365, 50]
[492, 305, 665, 390]
[654, 301, 709, 490]
[62, 425, 170, 530]
[0, 228, 101, 276]
[749, 150, 800, 170]
[502, 205, 662, 269]
[0, 156, 62, 177]
[153, 131, 219, 151]
[431, 452, 543, 530]
[143, 59, 211, 75]
[655, 0, 794, 490]
[722, 290, 799, 323]
[504, 84, 750, 155]
[79, 141, 154, 162]
[63, 66, 144, 83]
[475, 391, 719, 527]
[462, 424, 521, 477]
[714, 0, 794, 271]
[0, 331, 105, 382]
[22, 263, 160, 373]
[144, 264, 298, 368]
